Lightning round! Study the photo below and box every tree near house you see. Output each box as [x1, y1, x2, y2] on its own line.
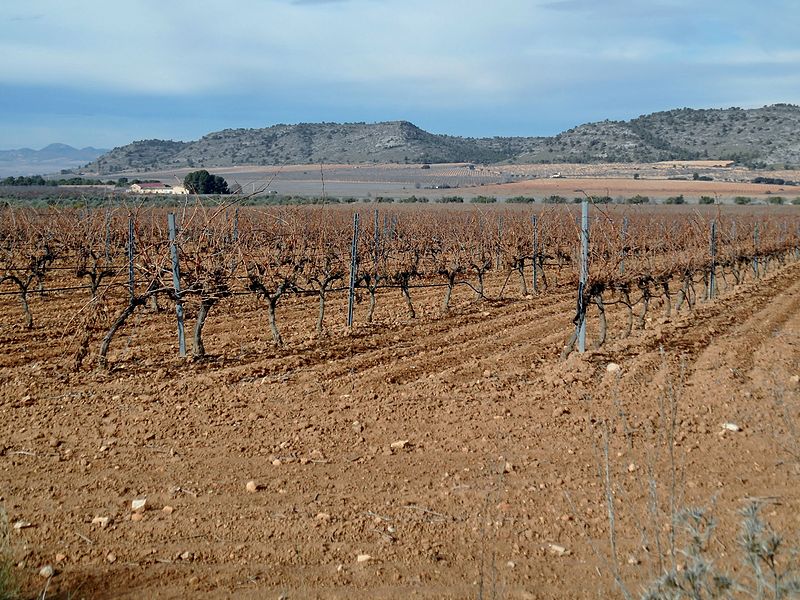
[183, 170, 230, 195]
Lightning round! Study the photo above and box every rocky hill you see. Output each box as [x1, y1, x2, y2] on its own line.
[515, 104, 800, 165]
[82, 105, 800, 174]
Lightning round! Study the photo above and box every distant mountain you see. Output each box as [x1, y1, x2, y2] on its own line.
[514, 104, 800, 165]
[82, 104, 800, 174]
[0, 144, 109, 177]
[85, 122, 538, 174]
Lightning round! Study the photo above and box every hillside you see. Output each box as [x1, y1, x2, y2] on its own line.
[82, 105, 800, 174]
[515, 104, 800, 165]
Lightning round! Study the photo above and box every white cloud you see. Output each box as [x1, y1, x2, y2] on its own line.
[1, 0, 800, 146]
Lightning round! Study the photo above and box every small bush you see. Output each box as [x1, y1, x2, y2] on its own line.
[664, 194, 686, 205]
[640, 503, 800, 600]
[792, 197, 800, 205]
[0, 509, 18, 600]
[735, 196, 753, 205]
[543, 195, 568, 204]
[627, 194, 650, 204]
[506, 196, 535, 203]
[699, 196, 715, 205]
[768, 196, 785, 205]
[470, 196, 497, 203]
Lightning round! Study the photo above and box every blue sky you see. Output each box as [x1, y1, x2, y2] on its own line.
[2, 0, 799, 149]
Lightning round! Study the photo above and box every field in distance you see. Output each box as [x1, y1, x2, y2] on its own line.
[111, 161, 800, 203]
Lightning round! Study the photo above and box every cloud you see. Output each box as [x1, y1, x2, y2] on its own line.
[1, 0, 799, 147]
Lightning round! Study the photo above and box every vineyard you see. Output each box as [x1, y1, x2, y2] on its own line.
[1, 203, 798, 366]
[2, 202, 800, 599]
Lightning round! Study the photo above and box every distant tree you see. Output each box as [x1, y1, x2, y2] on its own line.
[183, 170, 229, 194]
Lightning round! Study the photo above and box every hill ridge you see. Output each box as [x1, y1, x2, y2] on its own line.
[82, 104, 800, 174]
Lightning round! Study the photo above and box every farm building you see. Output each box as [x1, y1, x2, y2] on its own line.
[129, 182, 189, 195]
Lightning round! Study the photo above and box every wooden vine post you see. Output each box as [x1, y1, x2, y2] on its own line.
[753, 223, 760, 279]
[578, 199, 589, 353]
[531, 214, 539, 293]
[346, 212, 360, 328]
[620, 216, 629, 274]
[127, 216, 135, 299]
[168, 213, 186, 357]
[708, 220, 717, 300]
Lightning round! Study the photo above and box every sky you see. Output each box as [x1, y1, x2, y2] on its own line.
[1, 0, 799, 150]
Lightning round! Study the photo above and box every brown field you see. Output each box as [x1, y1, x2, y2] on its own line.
[113, 161, 800, 203]
[476, 177, 795, 199]
[2, 207, 800, 599]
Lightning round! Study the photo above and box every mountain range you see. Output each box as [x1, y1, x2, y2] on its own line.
[0, 144, 108, 177]
[10, 104, 800, 177]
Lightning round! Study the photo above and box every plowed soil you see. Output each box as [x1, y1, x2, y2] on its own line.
[2, 260, 799, 599]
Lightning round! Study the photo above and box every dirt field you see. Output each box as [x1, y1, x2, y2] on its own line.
[113, 162, 800, 203]
[2, 256, 800, 598]
[475, 177, 796, 200]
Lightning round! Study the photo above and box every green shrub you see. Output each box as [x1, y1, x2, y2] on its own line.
[640, 503, 800, 600]
[0, 509, 18, 600]
[506, 196, 535, 203]
[734, 196, 753, 205]
[699, 196, 715, 205]
[664, 195, 686, 205]
[470, 196, 497, 203]
[768, 196, 785, 205]
[543, 195, 568, 204]
[627, 194, 650, 204]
